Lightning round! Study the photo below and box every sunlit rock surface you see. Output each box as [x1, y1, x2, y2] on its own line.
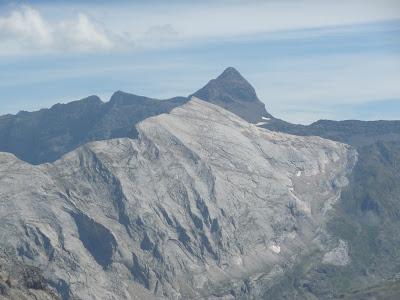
[0, 98, 356, 299]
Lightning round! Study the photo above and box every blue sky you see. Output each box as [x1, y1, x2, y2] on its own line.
[0, 0, 399, 124]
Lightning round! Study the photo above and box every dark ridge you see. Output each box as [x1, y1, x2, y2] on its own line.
[109, 91, 154, 105]
[0, 92, 187, 164]
[262, 118, 400, 147]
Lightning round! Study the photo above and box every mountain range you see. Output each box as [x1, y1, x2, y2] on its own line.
[0, 68, 399, 299]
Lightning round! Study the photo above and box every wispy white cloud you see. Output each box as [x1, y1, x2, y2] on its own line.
[0, 6, 116, 54]
[71, 0, 400, 40]
[0, 6, 53, 48]
[138, 24, 179, 49]
[1, 0, 400, 55]
[57, 13, 114, 51]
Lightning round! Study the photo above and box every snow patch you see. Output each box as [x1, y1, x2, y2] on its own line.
[289, 187, 311, 214]
[233, 256, 243, 266]
[262, 117, 271, 121]
[269, 244, 281, 254]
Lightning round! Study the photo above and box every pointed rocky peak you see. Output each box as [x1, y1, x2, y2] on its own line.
[109, 90, 131, 103]
[192, 67, 273, 123]
[193, 67, 258, 104]
[217, 67, 248, 82]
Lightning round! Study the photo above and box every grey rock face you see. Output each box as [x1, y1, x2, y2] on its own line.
[192, 67, 273, 123]
[0, 249, 59, 300]
[0, 99, 355, 299]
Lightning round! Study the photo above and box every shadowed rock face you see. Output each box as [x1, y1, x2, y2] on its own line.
[192, 67, 272, 123]
[194, 67, 258, 103]
[0, 99, 355, 299]
[71, 212, 117, 269]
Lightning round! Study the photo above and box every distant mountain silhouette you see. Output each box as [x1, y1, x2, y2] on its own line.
[0, 67, 399, 164]
[262, 118, 400, 147]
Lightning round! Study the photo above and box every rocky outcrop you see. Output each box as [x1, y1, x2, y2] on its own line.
[192, 67, 272, 123]
[0, 249, 59, 300]
[0, 98, 355, 299]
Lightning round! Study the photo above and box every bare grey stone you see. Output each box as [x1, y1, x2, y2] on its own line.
[0, 98, 355, 299]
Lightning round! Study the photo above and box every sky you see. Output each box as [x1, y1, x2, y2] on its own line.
[0, 0, 399, 124]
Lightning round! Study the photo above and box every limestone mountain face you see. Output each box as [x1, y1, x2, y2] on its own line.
[0, 98, 355, 299]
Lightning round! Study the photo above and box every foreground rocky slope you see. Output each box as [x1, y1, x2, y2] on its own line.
[0, 98, 355, 299]
[0, 249, 59, 300]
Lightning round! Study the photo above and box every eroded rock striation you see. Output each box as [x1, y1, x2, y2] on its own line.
[0, 98, 356, 299]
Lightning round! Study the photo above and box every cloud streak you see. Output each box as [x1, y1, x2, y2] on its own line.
[0, 6, 116, 54]
[1, 1, 400, 55]
[0, 1, 399, 124]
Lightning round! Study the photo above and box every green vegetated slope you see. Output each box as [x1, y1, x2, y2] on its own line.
[329, 141, 400, 298]
[262, 141, 400, 299]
